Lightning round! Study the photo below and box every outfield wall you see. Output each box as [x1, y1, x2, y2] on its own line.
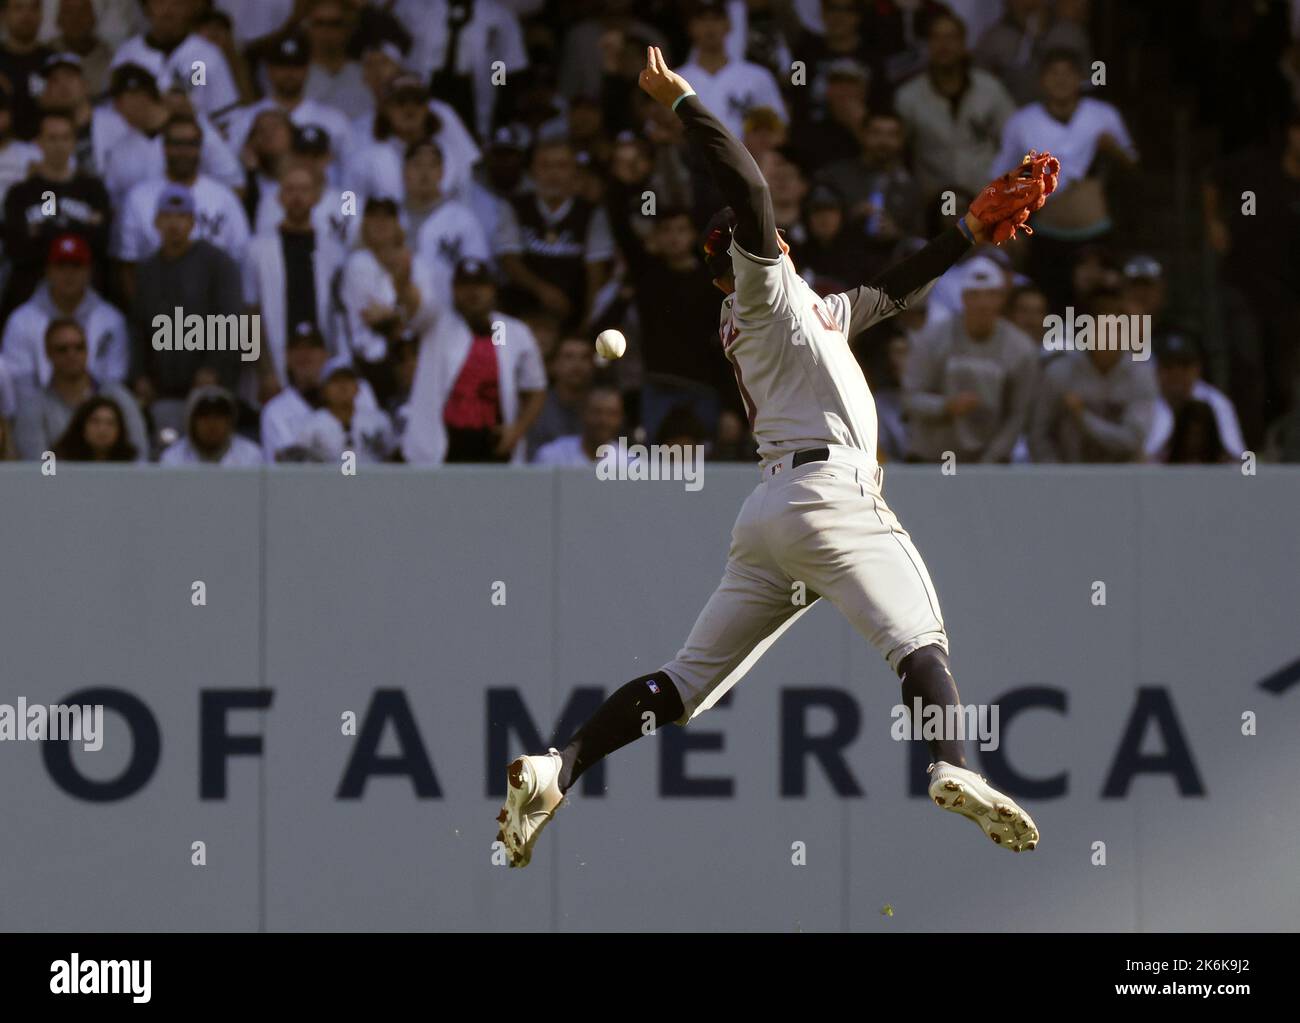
[0, 463, 1297, 932]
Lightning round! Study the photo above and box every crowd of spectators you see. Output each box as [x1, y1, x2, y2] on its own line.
[0, 0, 1294, 468]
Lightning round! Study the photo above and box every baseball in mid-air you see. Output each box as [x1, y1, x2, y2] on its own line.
[595, 329, 627, 360]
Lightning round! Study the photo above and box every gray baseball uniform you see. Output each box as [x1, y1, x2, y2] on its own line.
[663, 238, 951, 722]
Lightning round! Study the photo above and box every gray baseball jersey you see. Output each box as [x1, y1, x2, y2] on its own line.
[663, 240, 950, 722]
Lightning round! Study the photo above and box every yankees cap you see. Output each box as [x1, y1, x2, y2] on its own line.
[490, 125, 530, 151]
[1155, 331, 1201, 363]
[321, 354, 360, 382]
[385, 73, 429, 103]
[454, 258, 494, 286]
[826, 58, 868, 82]
[292, 124, 331, 156]
[268, 31, 312, 66]
[42, 52, 83, 76]
[960, 256, 1005, 292]
[288, 321, 326, 348]
[109, 62, 159, 98]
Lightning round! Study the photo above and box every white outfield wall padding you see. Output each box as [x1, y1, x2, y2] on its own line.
[0, 464, 1297, 932]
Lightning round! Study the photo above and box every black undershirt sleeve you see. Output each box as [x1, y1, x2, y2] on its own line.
[673, 93, 781, 260]
[842, 226, 973, 339]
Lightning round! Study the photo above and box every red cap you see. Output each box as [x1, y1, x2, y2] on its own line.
[48, 233, 92, 266]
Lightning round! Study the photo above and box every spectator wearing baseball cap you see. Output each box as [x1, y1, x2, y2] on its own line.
[113, 114, 252, 278]
[244, 161, 346, 394]
[392, 0, 529, 139]
[295, 353, 397, 464]
[260, 321, 329, 462]
[128, 183, 245, 436]
[0, 233, 129, 395]
[47, 2, 114, 96]
[38, 53, 96, 171]
[1120, 254, 1178, 342]
[404, 138, 491, 305]
[463, 124, 532, 244]
[96, 63, 244, 206]
[1, 108, 112, 319]
[159, 386, 263, 467]
[904, 255, 1040, 463]
[110, 0, 240, 129]
[346, 70, 481, 208]
[12, 317, 148, 463]
[250, 125, 342, 240]
[401, 257, 547, 466]
[224, 29, 352, 171]
[303, 0, 371, 121]
[1145, 330, 1245, 463]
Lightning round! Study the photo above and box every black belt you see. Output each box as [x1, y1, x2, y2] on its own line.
[792, 446, 830, 467]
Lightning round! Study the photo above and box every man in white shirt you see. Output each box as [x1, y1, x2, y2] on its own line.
[337, 198, 438, 383]
[395, 0, 529, 139]
[302, 0, 370, 120]
[1145, 331, 1245, 462]
[533, 386, 629, 469]
[243, 160, 345, 388]
[296, 354, 395, 464]
[676, 1, 787, 138]
[344, 72, 480, 204]
[260, 320, 327, 461]
[2, 233, 128, 390]
[159, 385, 263, 466]
[93, 62, 242, 203]
[404, 139, 490, 304]
[223, 30, 352, 169]
[111, 0, 240, 126]
[993, 48, 1137, 308]
[113, 113, 250, 267]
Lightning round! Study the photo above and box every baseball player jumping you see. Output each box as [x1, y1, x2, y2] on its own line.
[497, 48, 1059, 867]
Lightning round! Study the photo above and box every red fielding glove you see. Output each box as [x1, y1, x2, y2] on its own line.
[969, 150, 1061, 244]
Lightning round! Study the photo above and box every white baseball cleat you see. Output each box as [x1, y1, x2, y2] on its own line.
[496, 748, 565, 868]
[927, 761, 1040, 852]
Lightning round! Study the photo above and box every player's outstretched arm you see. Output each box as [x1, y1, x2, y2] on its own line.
[637, 45, 780, 260]
[838, 152, 1060, 339]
